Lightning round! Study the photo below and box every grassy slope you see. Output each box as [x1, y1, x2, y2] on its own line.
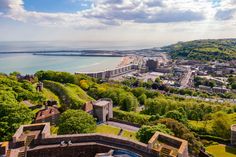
[42, 88, 60, 105]
[43, 80, 93, 109]
[65, 84, 94, 102]
[206, 145, 236, 157]
[163, 39, 236, 61]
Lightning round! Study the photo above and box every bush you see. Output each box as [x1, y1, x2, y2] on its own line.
[136, 124, 173, 143]
[113, 108, 150, 126]
[58, 109, 96, 134]
[199, 135, 230, 144]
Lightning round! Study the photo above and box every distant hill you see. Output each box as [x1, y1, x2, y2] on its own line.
[162, 39, 236, 61]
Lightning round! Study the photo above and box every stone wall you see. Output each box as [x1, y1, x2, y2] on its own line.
[29, 134, 156, 157]
[231, 124, 236, 146]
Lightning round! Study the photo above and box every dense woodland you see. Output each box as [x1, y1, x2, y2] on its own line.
[1, 70, 236, 155]
[162, 39, 236, 61]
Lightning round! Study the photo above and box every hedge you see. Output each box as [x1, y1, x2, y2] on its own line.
[113, 108, 151, 126]
[199, 135, 230, 144]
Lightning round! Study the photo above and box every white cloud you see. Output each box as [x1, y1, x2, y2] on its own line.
[0, 0, 235, 43]
[0, 0, 219, 28]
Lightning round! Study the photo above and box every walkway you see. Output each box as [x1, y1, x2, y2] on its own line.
[107, 121, 140, 132]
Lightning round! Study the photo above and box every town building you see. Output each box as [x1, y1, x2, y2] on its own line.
[212, 86, 228, 93]
[76, 64, 138, 79]
[35, 106, 60, 125]
[146, 59, 158, 71]
[2, 123, 189, 157]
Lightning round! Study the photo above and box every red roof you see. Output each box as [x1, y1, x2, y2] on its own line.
[36, 107, 60, 121]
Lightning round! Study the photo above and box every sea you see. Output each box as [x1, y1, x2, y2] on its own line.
[0, 41, 158, 74]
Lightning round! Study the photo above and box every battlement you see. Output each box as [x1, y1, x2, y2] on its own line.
[7, 123, 189, 157]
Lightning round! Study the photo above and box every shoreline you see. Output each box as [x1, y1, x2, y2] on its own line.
[118, 56, 135, 67]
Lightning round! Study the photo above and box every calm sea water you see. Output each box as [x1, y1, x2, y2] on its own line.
[0, 41, 161, 74]
[0, 53, 121, 74]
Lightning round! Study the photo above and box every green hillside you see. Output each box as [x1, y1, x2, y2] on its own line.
[162, 39, 236, 61]
[43, 80, 93, 110]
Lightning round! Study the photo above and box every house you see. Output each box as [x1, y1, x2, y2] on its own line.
[35, 106, 60, 125]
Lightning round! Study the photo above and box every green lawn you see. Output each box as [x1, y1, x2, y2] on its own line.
[96, 124, 120, 135]
[122, 130, 137, 141]
[206, 145, 236, 157]
[96, 124, 137, 140]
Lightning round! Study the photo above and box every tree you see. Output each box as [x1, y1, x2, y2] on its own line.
[79, 80, 90, 90]
[212, 112, 231, 139]
[136, 124, 173, 143]
[155, 77, 161, 83]
[58, 109, 96, 135]
[165, 110, 187, 123]
[138, 94, 147, 105]
[231, 83, 236, 89]
[0, 103, 34, 141]
[119, 94, 138, 111]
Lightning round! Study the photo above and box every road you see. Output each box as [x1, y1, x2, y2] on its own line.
[180, 66, 192, 88]
[106, 121, 140, 132]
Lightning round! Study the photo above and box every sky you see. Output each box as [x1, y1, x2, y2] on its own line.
[0, 0, 236, 46]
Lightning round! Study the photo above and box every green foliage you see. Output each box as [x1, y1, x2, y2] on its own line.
[199, 135, 230, 143]
[43, 80, 93, 110]
[113, 108, 151, 126]
[165, 110, 187, 123]
[88, 84, 139, 111]
[136, 124, 173, 143]
[58, 109, 96, 134]
[148, 114, 161, 122]
[143, 97, 230, 121]
[0, 103, 34, 141]
[194, 76, 216, 88]
[163, 39, 236, 61]
[0, 74, 45, 104]
[212, 114, 231, 139]
[138, 94, 147, 105]
[35, 70, 96, 88]
[35, 70, 75, 84]
[119, 94, 138, 111]
[228, 76, 236, 89]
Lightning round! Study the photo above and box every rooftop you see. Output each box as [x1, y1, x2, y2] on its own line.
[94, 100, 111, 107]
[35, 106, 60, 121]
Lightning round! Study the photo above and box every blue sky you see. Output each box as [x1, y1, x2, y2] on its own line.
[0, 0, 235, 44]
[24, 0, 92, 13]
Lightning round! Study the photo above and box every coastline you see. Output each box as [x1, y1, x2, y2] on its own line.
[118, 56, 135, 67]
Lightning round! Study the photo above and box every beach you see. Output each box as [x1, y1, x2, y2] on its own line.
[118, 55, 141, 67]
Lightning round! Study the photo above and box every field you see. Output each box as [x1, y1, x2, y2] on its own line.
[96, 124, 137, 140]
[206, 145, 236, 157]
